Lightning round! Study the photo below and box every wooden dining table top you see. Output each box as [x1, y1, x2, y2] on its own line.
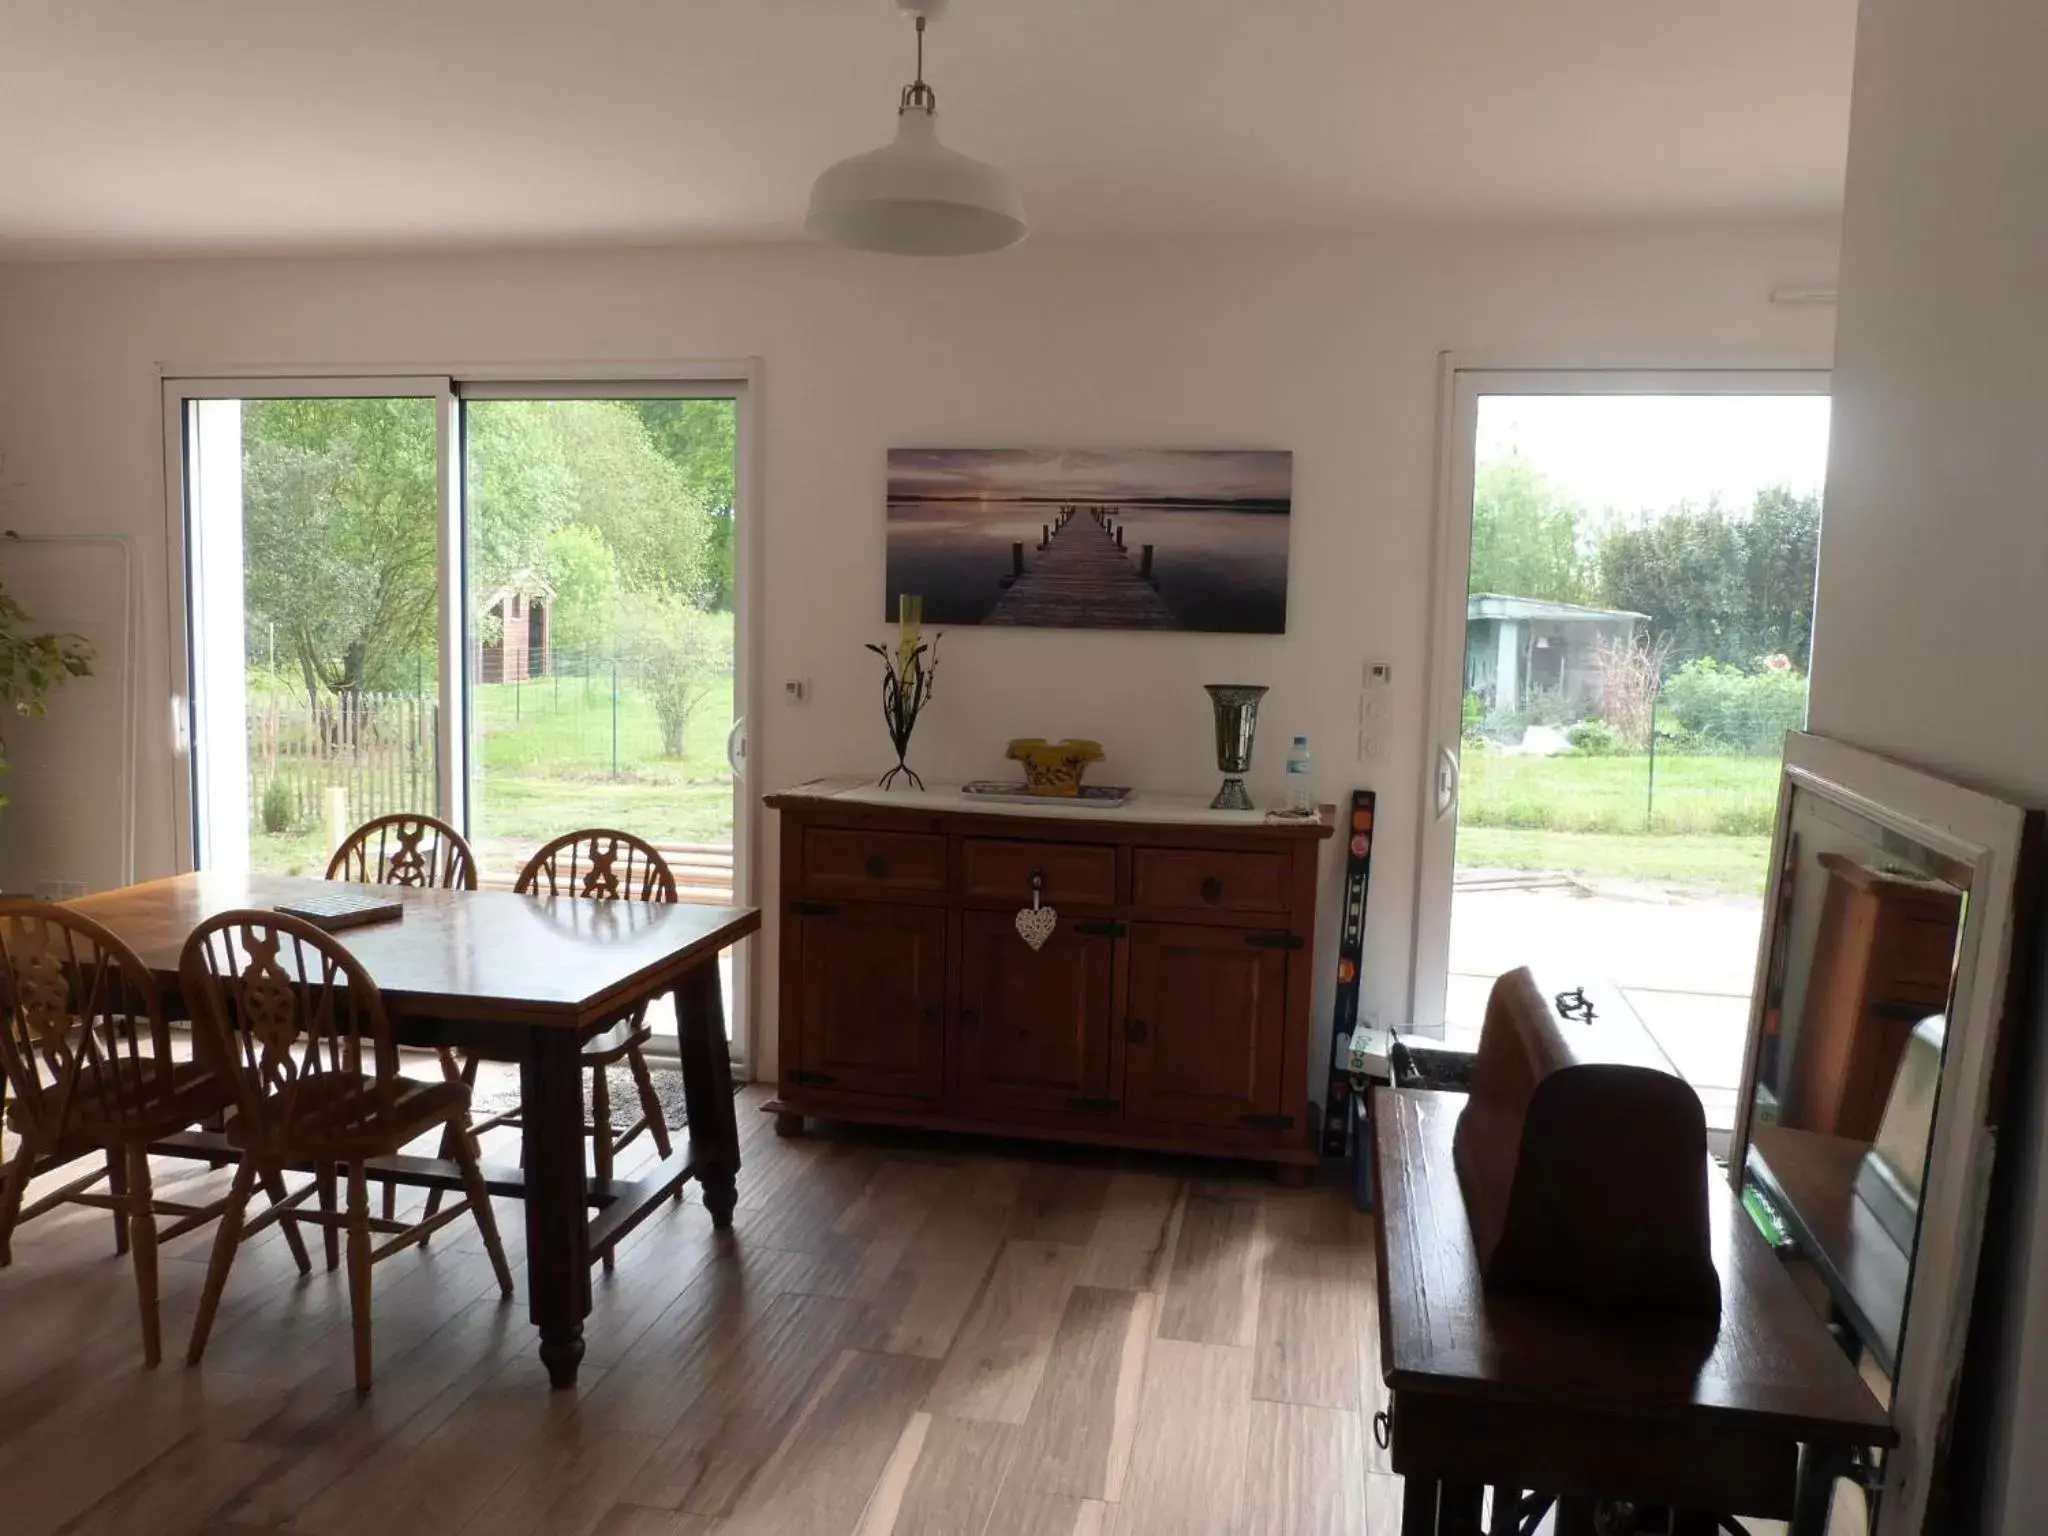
[1373, 1088, 1896, 1448]
[65, 872, 760, 1029]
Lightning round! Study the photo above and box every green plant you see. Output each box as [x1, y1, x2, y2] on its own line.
[623, 593, 729, 758]
[1565, 720, 1629, 757]
[0, 582, 94, 804]
[1462, 691, 1485, 742]
[260, 776, 297, 835]
[1660, 658, 1809, 754]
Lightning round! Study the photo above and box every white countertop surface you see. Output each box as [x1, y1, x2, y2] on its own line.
[775, 779, 1324, 829]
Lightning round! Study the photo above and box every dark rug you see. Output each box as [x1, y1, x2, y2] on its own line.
[469, 1062, 742, 1131]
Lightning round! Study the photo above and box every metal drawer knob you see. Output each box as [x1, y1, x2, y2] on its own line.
[865, 853, 890, 879]
[1201, 876, 1224, 903]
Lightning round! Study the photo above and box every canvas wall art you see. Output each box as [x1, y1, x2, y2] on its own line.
[886, 448, 1291, 633]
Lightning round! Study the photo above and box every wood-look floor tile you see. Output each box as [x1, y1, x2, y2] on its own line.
[1253, 1238, 1366, 1409]
[983, 1491, 1109, 1536]
[1106, 1340, 1252, 1536]
[962, 1157, 1034, 1208]
[869, 1200, 1014, 1359]
[1238, 1400, 1368, 1536]
[60, 1433, 281, 1536]
[456, 1427, 662, 1536]
[834, 1162, 962, 1243]
[589, 1504, 727, 1536]
[1157, 1193, 1264, 1348]
[724, 1348, 939, 1535]
[1006, 1287, 1151, 1502]
[862, 1413, 1017, 1536]
[1009, 1168, 1113, 1246]
[624, 1292, 867, 1516]
[923, 1241, 1085, 1424]
[1075, 1174, 1183, 1292]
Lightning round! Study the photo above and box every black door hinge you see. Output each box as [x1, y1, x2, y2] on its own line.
[1073, 920, 1127, 938]
[788, 1069, 839, 1087]
[1238, 1112, 1294, 1129]
[1244, 931, 1303, 951]
[1066, 1096, 1121, 1113]
[789, 899, 839, 916]
[1125, 1017, 1148, 1044]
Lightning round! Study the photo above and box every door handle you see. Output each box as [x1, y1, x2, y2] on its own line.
[1434, 744, 1461, 820]
[725, 715, 748, 777]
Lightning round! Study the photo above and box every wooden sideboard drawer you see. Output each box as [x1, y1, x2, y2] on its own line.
[804, 827, 947, 897]
[961, 838, 1118, 907]
[1133, 847, 1291, 913]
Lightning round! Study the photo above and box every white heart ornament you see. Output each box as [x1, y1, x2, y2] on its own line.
[1015, 903, 1058, 951]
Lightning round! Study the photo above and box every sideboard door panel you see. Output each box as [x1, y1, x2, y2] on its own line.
[1125, 921, 1287, 1128]
[957, 910, 1115, 1118]
[794, 902, 947, 1102]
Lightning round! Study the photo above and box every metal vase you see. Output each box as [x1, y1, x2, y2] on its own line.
[1205, 684, 1268, 811]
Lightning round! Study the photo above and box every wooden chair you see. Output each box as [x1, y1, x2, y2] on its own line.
[326, 812, 478, 892]
[327, 812, 477, 1219]
[0, 900, 311, 1364]
[181, 910, 513, 1393]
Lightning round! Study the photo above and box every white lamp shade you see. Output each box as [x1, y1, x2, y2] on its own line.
[806, 108, 1026, 256]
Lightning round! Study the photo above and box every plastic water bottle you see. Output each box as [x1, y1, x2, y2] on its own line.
[1285, 735, 1314, 815]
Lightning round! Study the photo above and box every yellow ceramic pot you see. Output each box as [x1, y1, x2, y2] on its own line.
[1005, 738, 1105, 797]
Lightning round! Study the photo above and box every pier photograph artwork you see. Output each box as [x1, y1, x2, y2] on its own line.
[886, 448, 1292, 632]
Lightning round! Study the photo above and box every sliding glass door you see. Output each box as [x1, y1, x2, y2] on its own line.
[169, 373, 751, 1052]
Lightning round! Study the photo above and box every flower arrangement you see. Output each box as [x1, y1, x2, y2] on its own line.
[866, 595, 940, 790]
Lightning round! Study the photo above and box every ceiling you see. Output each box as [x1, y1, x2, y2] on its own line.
[0, 0, 1858, 257]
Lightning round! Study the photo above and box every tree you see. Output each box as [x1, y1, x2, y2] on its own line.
[1468, 459, 1595, 605]
[624, 592, 727, 757]
[631, 399, 737, 610]
[1596, 485, 1820, 670]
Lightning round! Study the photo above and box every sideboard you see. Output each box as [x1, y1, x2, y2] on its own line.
[762, 783, 1335, 1176]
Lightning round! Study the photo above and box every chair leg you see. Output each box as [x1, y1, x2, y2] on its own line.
[315, 1161, 339, 1271]
[346, 1161, 373, 1394]
[257, 1162, 313, 1276]
[188, 1160, 258, 1367]
[0, 1130, 39, 1267]
[452, 1119, 515, 1299]
[590, 1064, 614, 1273]
[106, 1145, 129, 1257]
[125, 1144, 161, 1368]
[626, 1044, 672, 1162]
[423, 1050, 479, 1224]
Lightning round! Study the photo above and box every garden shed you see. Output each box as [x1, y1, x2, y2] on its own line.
[1466, 593, 1647, 714]
[477, 571, 555, 684]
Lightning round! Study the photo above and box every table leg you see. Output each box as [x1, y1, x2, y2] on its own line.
[676, 960, 740, 1228]
[1487, 1487, 1522, 1536]
[1400, 1477, 1438, 1536]
[522, 1028, 592, 1390]
[1792, 1443, 1852, 1536]
[1554, 1497, 1597, 1536]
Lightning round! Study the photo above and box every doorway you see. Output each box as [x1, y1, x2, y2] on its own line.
[1413, 372, 1831, 1128]
[168, 372, 755, 1059]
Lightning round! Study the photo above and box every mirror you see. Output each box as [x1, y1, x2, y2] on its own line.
[1739, 781, 1968, 1378]
[1731, 733, 2038, 1535]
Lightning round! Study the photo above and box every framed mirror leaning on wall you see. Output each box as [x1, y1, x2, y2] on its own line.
[1730, 732, 2039, 1535]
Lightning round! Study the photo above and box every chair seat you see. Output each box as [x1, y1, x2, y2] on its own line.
[580, 1018, 654, 1067]
[5, 1058, 231, 1152]
[226, 1073, 469, 1161]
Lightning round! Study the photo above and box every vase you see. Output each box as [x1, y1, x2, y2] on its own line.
[1205, 684, 1268, 811]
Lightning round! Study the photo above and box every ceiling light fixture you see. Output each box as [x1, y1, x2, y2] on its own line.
[805, 0, 1026, 257]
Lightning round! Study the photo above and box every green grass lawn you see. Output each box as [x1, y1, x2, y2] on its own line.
[1457, 828, 1771, 895]
[249, 625, 738, 875]
[1459, 745, 1780, 836]
[1455, 745, 1779, 894]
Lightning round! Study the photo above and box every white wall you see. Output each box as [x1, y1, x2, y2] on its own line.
[1804, 0, 2046, 1528]
[0, 225, 1839, 1079]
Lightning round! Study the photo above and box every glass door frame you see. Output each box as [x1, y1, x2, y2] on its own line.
[1408, 364, 1832, 1036]
[160, 361, 762, 1068]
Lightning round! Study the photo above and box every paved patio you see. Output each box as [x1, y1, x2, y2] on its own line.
[1448, 869, 1766, 1129]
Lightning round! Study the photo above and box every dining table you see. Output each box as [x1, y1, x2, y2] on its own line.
[64, 870, 758, 1390]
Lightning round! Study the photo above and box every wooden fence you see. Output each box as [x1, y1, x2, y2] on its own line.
[249, 692, 438, 831]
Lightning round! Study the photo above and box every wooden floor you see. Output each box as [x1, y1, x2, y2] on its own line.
[0, 1084, 1851, 1536]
